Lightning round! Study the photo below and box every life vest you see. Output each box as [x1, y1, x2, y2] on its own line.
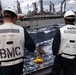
[0, 23, 25, 66]
[59, 25, 76, 59]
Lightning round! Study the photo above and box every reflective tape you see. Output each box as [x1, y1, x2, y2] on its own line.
[0, 29, 20, 33]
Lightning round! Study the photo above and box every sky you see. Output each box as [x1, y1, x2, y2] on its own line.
[1, 0, 76, 14]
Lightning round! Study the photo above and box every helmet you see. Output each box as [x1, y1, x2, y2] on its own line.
[64, 10, 75, 18]
[4, 6, 17, 16]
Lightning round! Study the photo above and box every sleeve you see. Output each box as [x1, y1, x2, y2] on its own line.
[24, 29, 36, 52]
[52, 29, 61, 55]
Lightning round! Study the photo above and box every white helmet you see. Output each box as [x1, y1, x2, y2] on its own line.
[4, 6, 17, 16]
[64, 10, 75, 18]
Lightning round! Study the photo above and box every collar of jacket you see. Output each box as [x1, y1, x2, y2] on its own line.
[3, 22, 14, 25]
[66, 23, 75, 25]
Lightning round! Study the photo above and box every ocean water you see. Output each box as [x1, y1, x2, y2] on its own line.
[23, 24, 64, 75]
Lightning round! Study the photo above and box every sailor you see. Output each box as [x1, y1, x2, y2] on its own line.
[50, 10, 76, 75]
[0, 6, 36, 75]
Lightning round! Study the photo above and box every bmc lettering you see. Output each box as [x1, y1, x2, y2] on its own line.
[0, 47, 21, 59]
